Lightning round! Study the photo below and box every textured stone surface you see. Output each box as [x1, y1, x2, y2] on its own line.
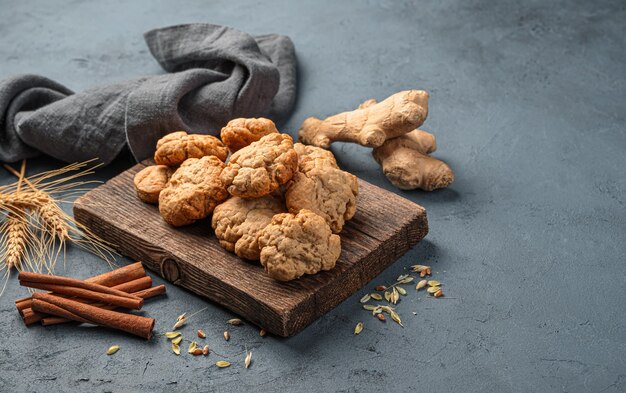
[1, 0, 625, 392]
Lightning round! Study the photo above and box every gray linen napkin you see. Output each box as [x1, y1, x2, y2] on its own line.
[0, 23, 297, 165]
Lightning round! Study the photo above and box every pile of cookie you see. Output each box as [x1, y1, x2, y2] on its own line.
[133, 118, 358, 282]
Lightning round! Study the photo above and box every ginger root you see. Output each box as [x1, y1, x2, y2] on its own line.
[298, 90, 428, 148]
[372, 129, 454, 191]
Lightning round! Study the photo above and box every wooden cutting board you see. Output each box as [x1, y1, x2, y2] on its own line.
[74, 162, 428, 337]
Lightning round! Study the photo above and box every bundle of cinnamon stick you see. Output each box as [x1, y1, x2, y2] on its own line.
[15, 262, 165, 339]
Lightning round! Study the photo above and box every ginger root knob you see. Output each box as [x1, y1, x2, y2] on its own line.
[372, 130, 454, 191]
[298, 90, 429, 149]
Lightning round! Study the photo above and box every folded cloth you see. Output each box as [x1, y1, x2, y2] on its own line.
[0, 23, 297, 165]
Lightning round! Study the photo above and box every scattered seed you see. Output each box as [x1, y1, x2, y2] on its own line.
[397, 274, 409, 282]
[427, 286, 440, 294]
[165, 332, 181, 339]
[227, 318, 243, 326]
[188, 341, 197, 354]
[354, 263, 446, 330]
[106, 345, 120, 355]
[245, 351, 252, 369]
[173, 316, 186, 330]
[224, 331, 230, 341]
[390, 310, 403, 327]
[197, 329, 206, 339]
[380, 305, 394, 314]
[172, 342, 181, 356]
[259, 328, 267, 337]
[202, 345, 209, 356]
[172, 336, 183, 345]
[192, 348, 203, 356]
[412, 265, 430, 272]
[391, 288, 399, 304]
[216, 361, 231, 368]
[173, 308, 207, 330]
[370, 293, 383, 301]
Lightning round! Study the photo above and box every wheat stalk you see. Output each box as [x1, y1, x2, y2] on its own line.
[0, 160, 117, 284]
[2, 162, 28, 268]
[0, 162, 43, 294]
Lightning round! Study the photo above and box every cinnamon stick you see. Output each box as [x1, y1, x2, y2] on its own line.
[108, 276, 153, 294]
[15, 298, 32, 313]
[84, 262, 146, 287]
[41, 284, 166, 326]
[39, 316, 80, 326]
[132, 285, 167, 299]
[15, 262, 145, 314]
[32, 293, 155, 340]
[22, 308, 46, 326]
[20, 281, 143, 310]
[21, 276, 154, 326]
[33, 300, 91, 324]
[19, 271, 142, 300]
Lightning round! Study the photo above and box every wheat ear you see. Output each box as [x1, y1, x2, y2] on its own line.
[2, 161, 117, 273]
[2, 161, 30, 270]
[0, 162, 43, 294]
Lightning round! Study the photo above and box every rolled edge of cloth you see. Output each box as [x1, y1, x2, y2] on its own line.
[0, 74, 73, 162]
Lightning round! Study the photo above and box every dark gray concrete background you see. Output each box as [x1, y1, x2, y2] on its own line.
[1, 0, 625, 392]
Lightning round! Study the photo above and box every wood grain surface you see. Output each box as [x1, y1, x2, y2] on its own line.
[74, 162, 428, 336]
